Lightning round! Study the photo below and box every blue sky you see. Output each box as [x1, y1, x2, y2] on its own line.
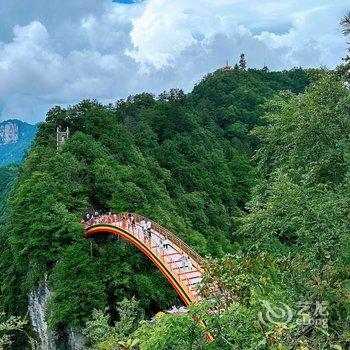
[0, 0, 348, 123]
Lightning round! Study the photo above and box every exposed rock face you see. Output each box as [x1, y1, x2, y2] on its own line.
[0, 120, 19, 144]
[28, 282, 57, 350]
[28, 282, 87, 350]
[0, 119, 37, 166]
[67, 328, 86, 350]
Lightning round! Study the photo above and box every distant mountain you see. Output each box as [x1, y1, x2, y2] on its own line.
[0, 119, 37, 166]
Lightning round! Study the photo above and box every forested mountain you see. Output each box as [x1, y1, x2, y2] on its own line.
[0, 164, 18, 214]
[0, 119, 37, 167]
[0, 120, 35, 213]
[0, 64, 349, 350]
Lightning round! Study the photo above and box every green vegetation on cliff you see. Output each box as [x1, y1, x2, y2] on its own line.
[132, 70, 350, 350]
[7, 66, 348, 349]
[0, 165, 18, 214]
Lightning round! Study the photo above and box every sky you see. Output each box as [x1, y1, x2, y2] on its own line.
[0, 0, 348, 123]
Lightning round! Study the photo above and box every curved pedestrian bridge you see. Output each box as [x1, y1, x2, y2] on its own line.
[83, 212, 205, 305]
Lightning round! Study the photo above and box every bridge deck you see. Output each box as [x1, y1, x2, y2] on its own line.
[83, 213, 204, 304]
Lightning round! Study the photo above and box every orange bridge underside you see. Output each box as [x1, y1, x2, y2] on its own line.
[85, 224, 194, 305]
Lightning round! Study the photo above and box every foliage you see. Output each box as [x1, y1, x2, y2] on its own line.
[118, 71, 348, 349]
[0, 164, 18, 215]
[340, 11, 350, 84]
[239, 53, 247, 70]
[83, 298, 141, 350]
[134, 313, 207, 350]
[0, 67, 312, 347]
[0, 311, 38, 350]
[341, 11, 350, 38]
[238, 72, 350, 349]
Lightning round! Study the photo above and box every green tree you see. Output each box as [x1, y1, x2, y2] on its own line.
[341, 11, 350, 36]
[239, 71, 350, 349]
[49, 244, 107, 329]
[239, 53, 246, 70]
[0, 311, 38, 350]
[0, 165, 18, 215]
[84, 298, 141, 350]
[0, 65, 312, 348]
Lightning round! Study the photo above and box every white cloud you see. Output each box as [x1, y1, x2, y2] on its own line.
[128, 0, 348, 69]
[0, 0, 348, 123]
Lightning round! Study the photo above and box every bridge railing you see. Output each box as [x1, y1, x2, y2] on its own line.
[84, 212, 205, 267]
[120, 212, 206, 267]
[83, 212, 214, 339]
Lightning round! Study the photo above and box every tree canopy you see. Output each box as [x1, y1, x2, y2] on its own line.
[4, 65, 342, 349]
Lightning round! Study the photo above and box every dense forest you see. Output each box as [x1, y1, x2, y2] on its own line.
[0, 21, 349, 349]
[0, 165, 18, 213]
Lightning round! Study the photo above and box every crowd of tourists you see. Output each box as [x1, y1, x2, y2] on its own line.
[83, 212, 194, 271]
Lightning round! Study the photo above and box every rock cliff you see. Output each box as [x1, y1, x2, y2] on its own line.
[0, 120, 19, 144]
[0, 119, 36, 166]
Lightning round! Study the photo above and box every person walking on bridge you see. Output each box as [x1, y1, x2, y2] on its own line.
[122, 215, 127, 230]
[146, 219, 152, 241]
[163, 237, 169, 250]
[127, 213, 133, 231]
[140, 218, 147, 240]
[187, 256, 193, 271]
[180, 253, 187, 270]
[131, 214, 136, 232]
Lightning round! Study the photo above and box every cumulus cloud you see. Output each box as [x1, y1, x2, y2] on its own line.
[0, 0, 348, 123]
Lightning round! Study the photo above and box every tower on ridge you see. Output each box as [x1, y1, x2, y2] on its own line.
[56, 126, 69, 151]
[223, 59, 232, 71]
